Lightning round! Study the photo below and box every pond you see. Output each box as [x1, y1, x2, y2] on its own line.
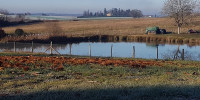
[0, 42, 200, 61]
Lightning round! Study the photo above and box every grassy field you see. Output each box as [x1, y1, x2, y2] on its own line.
[2, 17, 200, 44]
[1, 54, 200, 100]
[3, 17, 200, 36]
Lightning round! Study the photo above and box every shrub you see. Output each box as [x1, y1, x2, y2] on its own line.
[0, 29, 6, 38]
[15, 29, 24, 36]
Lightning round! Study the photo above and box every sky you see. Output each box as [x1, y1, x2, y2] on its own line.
[0, 0, 165, 15]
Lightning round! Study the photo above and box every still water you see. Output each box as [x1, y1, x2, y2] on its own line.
[0, 42, 200, 61]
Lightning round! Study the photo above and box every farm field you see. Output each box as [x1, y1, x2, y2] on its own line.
[3, 17, 200, 36]
[2, 17, 200, 44]
[1, 53, 200, 99]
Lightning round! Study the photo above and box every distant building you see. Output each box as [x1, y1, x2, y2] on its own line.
[106, 13, 112, 17]
[143, 15, 154, 18]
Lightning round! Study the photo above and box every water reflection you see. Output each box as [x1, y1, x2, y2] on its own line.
[0, 42, 200, 61]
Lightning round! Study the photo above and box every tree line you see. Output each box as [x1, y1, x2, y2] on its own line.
[81, 8, 143, 18]
[0, 9, 41, 27]
[0, 9, 9, 27]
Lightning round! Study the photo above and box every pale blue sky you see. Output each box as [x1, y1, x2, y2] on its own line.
[0, 0, 164, 15]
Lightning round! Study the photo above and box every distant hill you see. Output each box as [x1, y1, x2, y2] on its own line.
[31, 13, 82, 17]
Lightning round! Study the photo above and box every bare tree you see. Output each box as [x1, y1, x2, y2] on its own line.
[162, 0, 198, 34]
[15, 14, 26, 22]
[46, 22, 63, 36]
[130, 9, 143, 18]
[0, 9, 8, 21]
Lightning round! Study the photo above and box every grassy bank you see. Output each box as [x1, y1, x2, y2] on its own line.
[2, 34, 200, 46]
[0, 54, 200, 99]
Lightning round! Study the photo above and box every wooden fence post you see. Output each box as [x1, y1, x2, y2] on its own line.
[14, 42, 16, 52]
[31, 41, 34, 53]
[66, 44, 68, 55]
[111, 45, 113, 58]
[133, 46, 135, 58]
[89, 44, 91, 57]
[182, 49, 184, 60]
[44, 41, 60, 55]
[50, 41, 52, 55]
[69, 44, 72, 57]
[157, 45, 159, 60]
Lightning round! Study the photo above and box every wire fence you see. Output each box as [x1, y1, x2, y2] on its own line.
[0, 41, 186, 60]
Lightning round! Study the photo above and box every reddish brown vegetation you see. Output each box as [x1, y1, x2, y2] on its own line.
[0, 56, 166, 71]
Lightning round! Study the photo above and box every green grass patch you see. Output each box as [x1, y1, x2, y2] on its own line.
[1, 61, 200, 100]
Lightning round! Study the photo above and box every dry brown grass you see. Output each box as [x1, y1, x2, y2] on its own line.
[3, 17, 200, 36]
